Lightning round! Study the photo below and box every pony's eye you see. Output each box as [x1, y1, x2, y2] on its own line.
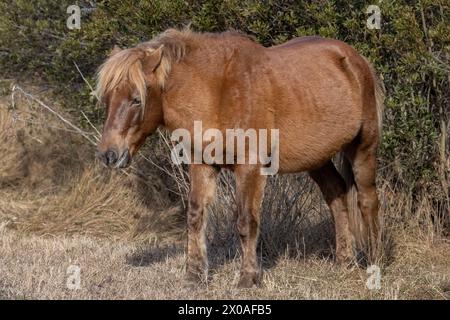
[131, 98, 141, 106]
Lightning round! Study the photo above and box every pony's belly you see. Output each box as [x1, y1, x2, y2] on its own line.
[277, 152, 335, 173]
[276, 125, 359, 173]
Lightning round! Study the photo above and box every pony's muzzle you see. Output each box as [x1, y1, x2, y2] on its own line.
[98, 149, 118, 167]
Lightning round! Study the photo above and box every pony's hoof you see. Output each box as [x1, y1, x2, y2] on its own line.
[237, 273, 259, 289]
[335, 245, 356, 267]
[336, 254, 356, 268]
[184, 279, 202, 290]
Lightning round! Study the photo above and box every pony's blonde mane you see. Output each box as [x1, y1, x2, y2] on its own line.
[95, 28, 254, 106]
[95, 29, 192, 107]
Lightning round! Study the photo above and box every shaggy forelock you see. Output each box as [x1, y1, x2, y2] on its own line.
[95, 29, 191, 107]
[95, 48, 148, 107]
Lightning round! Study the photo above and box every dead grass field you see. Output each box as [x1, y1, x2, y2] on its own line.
[0, 82, 449, 299]
[1, 228, 449, 299]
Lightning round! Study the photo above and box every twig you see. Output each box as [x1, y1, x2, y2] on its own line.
[158, 128, 190, 199]
[80, 110, 101, 140]
[73, 60, 98, 99]
[11, 85, 96, 145]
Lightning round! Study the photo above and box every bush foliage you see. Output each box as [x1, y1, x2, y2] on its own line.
[0, 0, 448, 189]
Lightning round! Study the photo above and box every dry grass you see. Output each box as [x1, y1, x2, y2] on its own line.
[0, 84, 183, 244]
[0, 227, 448, 299]
[0, 82, 449, 299]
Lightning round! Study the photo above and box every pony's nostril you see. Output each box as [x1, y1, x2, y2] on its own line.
[105, 150, 118, 166]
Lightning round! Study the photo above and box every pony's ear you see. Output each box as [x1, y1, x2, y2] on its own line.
[109, 45, 122, 57]
[142, 45, 164, 74]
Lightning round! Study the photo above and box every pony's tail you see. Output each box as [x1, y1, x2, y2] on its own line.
[338, 154, 365, 249]
[363, 56, 385, 136]
[339, 57, 385, 250]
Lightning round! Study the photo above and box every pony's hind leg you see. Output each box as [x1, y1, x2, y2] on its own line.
[346, 139, 380, 263]
[309, 160, 354, 264]
[185, 164, 218, 284]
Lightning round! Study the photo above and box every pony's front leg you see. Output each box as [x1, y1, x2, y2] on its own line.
[185, 164, 218, 284]
[235, 165, 267, 288]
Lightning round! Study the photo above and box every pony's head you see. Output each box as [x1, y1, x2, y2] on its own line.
[95, 44, 167, 168]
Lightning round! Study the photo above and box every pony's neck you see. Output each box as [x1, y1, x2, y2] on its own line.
[156, 31, 263, 131]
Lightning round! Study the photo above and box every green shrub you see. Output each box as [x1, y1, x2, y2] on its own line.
[0, 0, 448, 190]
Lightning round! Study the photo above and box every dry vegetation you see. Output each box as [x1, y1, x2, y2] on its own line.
[0, 82, 449, 300]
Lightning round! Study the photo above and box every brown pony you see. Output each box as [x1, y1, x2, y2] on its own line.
[96, 29, 385, 288]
